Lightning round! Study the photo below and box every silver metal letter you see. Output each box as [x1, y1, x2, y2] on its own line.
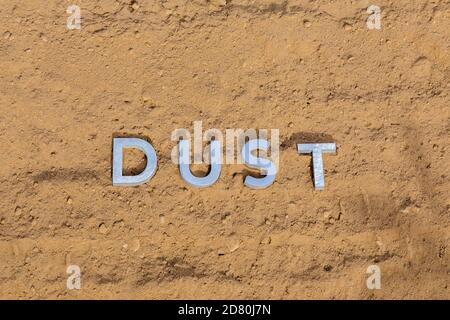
[112, 138, 158, 186]
[179, 139, 221, 188]
[297, 143, 336, 190]
[242, 139, 277, 189]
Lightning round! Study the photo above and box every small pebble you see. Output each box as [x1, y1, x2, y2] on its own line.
[99, 223, 108, 234]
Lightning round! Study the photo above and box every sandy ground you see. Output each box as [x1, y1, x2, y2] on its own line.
[0, 0, 449, 299]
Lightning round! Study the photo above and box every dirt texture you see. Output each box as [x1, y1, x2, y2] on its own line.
[0, 0, 449, 299]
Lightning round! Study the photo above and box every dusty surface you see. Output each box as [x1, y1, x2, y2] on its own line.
[0, 0, 449, 299]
